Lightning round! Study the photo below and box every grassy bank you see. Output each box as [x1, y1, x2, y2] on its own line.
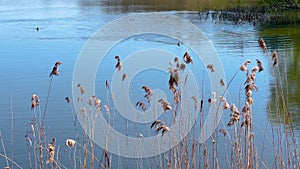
[199, 0, 300, 26]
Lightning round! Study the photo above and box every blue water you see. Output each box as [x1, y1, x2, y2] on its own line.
[0, 0, 298, 168]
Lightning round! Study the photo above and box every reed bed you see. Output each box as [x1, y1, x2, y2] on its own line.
[0, 38, 299, 169]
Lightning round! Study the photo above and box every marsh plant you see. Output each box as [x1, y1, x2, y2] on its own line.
[1, 38, 300, 169]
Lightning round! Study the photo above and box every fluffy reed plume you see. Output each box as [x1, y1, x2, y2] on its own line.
[207, 64, 215, 72]
[122, 73, 126, 82]
[151, 120, 163, 128]
[79, 85, 85, 95]
[245, 66, 258, 84]
[272, 50, 278, 66]
[46, 138, 56, 164]
[66, 139, 76, 148]
[65, 97, 70, 103]
[173, 89, 180, 104]
[174, 57, 179, 63]
[245, 82, 258, 92]
[105, 80, 109, 89]
[142, 86, 153, 103]
[158, 98, 172, 111]
[115, 55, 122, 71]
[104, 105, 110, 116]
[219, 96, 230, 110]
[31, 94, 40, 109]
[219, 128, 227, 136]
[240, 60, 251, 72]
[179, 63, 186, 71]
[95, 98, 101, 107]
[192, 96, 198, 104]
[49, 61, 62, 77]
[88, 96, 101, 107]
[168, 68, 180, 91]
[151, 120, 170, 136]
[137, 133, 144, 138]
[155, 125, 170, 136]
[227, 104, 240, 126]
[258, 38, 267, 52]
[136, 101, 146, 112]
[256, 59, 264, 72]
[174, 56, 186, 71]
[242, 102, 250, 113]
[220, 79, 225, 86]
[208, 92, 217, 104]
[183, 51, 193, 64]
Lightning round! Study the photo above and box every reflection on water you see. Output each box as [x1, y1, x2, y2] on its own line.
[259, 27, 300, 129]
[80, 0, 257, 13]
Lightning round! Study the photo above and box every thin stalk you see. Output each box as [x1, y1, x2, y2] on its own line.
[0, 131, 9, 167]
[11, 93, 14, 169]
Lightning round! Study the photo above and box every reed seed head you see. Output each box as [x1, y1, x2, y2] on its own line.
[151, 120, 163, 128]
[136, 101, 146, 112]
[49, 61, 62, 77]
[66, 139, 76, 148]
[258, 38, 267, 52]
[122, 73, 126, 82]
[220, 79, 225, 86]
[183, 51, 193, 64]
[65, 97, 70, 103]
[207, 64, 215, 72]
[155, 124, 170, 136]
[105, 80, 109, 89]
[158, 98, 172, 111]
[115, 56, 122, 71]
[272, 51, 278, 66]
[31, 94, 40, 109]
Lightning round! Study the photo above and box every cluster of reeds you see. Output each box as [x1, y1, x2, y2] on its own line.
[23, 62, 65, 169]
[2, 36, 300, 169]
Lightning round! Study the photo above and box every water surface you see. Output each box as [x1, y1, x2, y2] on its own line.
[0, 0, 299, 167]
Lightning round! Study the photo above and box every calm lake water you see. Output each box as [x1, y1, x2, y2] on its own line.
[0, 0, 300, 168]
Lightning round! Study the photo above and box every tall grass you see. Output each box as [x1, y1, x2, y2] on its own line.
[1, 38, 300, 169]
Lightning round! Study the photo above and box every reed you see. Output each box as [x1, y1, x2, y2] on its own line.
[1, 36, 299, 169]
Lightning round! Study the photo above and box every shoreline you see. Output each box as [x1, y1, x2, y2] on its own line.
[198, 2, 300, 27]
